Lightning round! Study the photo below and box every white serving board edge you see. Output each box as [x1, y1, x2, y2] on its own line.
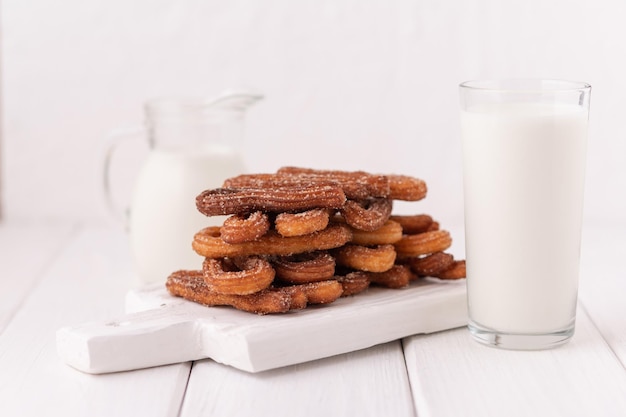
[57, 279, 467, 374]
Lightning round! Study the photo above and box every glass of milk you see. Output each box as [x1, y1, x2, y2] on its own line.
[459, 79, 591, 350]
[103, 92, 262, 285]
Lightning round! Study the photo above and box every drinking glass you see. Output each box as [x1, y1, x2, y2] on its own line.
[459, 79, 591, 349]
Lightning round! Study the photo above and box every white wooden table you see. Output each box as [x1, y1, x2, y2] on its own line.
[1, 220, 625, 417]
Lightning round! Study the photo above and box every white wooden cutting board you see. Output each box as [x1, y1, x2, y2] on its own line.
[56, 279, 467, 374]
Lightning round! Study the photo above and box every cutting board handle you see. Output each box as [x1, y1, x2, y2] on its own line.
[56, 305, 202, 374]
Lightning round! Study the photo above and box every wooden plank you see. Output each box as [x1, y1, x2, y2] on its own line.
[0, 226, 190, 417]
[403, 308, 626, 417]
[0, 221, 75, 332]
[578, 223, 626, 368]
[180, 341, 415, 417]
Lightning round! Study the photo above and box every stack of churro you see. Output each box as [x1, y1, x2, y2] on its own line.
[166, 167, 465, 314]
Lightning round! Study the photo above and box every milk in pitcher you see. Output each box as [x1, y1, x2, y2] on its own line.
[129, 145, 245, 285]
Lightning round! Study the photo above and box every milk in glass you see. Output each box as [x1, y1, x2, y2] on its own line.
[461, 102, 588, 334]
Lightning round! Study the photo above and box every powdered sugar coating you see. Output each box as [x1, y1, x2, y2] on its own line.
[275, 208, 330, 237]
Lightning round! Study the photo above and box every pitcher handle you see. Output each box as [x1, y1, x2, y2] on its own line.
[101, 126, 147, 226]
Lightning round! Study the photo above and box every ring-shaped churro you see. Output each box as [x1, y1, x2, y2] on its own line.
[293, 280, 344, 304]
[367, 265, 414, 289]
[409, 252, 455, 277]
[166, 270, 293, 315]
[427, 221, 440, 232]
[394, 230, 452, 258]
[387, 175, 428, 201]
[389, 214, 435, 235]
[333, 244, 397, 273]
[350, 220, 403, 246]
[340, 198, 393, 231]
[202, 257, 275, 295]
[272, 252, 336, 284]
[275, 208, 330, 237]
[220, 211, 270, 244]
[337, 271, 371, 296]
[269, 285, 308, 310]
[435, 260, 466, 280]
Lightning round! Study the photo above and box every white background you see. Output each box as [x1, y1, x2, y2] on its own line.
[2, 0, 624, 227]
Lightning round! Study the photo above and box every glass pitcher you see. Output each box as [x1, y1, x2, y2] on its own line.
[103, 92, 263, 285]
